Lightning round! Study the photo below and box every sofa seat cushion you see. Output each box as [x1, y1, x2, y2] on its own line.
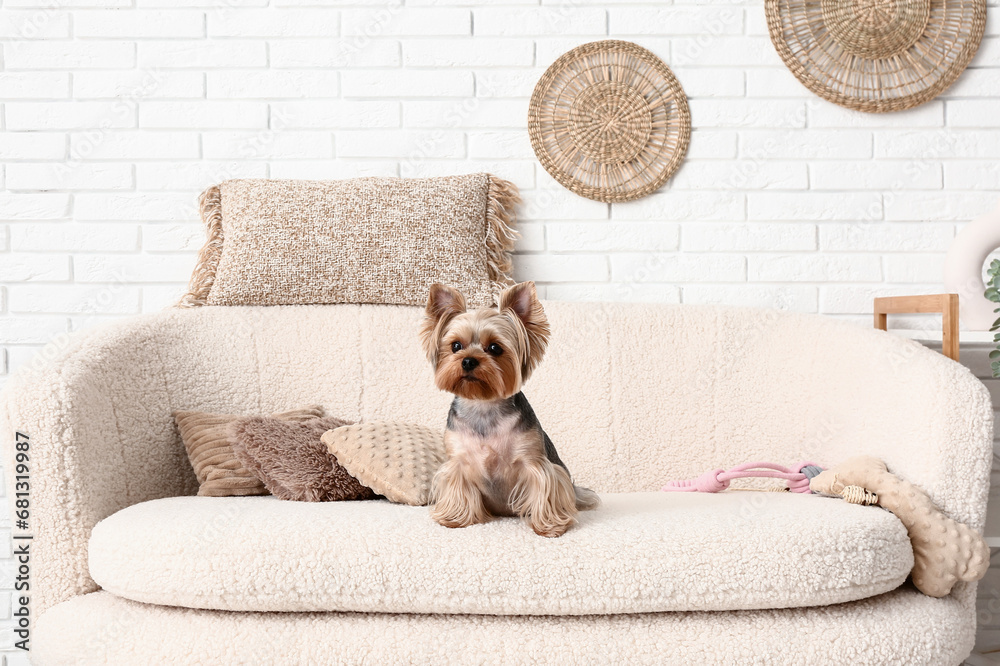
[88, 492, 913, 615]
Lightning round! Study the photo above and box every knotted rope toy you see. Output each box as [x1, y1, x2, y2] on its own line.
[661, 461, 874, 498]
[662, 461, 819, 494]
[661, 457, 988, 596]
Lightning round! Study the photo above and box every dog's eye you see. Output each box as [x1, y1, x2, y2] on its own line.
[486, 343, 503, 356]
[451, 341, 463, 353]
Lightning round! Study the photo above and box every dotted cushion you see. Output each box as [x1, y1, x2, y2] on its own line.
[321, 422, 446, 506]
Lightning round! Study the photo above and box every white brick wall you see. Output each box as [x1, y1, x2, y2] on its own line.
[1, 1, 999, 660]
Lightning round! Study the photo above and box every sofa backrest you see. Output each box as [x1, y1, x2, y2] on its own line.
[2, 301, 993, 617]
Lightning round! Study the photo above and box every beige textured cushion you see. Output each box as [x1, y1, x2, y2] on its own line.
[322, 421, 446, 506]
[179, 174, 519, 308]
[175, 405, 323, 497]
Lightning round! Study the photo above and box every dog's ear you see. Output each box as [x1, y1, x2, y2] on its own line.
[499, 281, 550, 380]
[426, 283, 466, 321]
[420, 284, 467, 364]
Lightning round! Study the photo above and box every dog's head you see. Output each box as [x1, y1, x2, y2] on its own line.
[419, 282, 550, 401]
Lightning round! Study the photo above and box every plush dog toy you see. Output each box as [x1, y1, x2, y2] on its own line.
[809, 456, 990, 597]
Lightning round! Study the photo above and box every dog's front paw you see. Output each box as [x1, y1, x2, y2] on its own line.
[430, 457, 488, 529]
[431, 506, 476, 529]
[437, 519, 468, 529]
[529, 515, 574, 538]
[531, 525, 569, 538]
[430, 497, 487, 529]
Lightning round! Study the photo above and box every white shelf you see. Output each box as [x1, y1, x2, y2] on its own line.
[887, 328, 996, 345]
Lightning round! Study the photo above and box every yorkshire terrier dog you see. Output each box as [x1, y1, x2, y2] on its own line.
[421, 281, 599, 538]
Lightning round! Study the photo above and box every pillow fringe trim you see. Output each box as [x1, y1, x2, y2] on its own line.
[485, 174, 521, 290]
[178, 184, 224, 308]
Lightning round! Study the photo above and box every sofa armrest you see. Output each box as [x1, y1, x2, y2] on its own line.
[823, 326, 994, 535]
[0, 326, 202, 618]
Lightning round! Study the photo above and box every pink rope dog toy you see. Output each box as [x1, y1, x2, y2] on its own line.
[660, 462, 823, 494]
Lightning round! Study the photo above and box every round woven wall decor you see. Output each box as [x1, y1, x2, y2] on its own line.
[528, 40, 691, 203]
[766, 0, 986, 113]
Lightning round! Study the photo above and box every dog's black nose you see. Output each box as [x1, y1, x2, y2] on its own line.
[462, 357, 479, 372]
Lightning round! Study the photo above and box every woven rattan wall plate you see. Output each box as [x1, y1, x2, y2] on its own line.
[528, 40, 691, 203]
[766, 0, 986, 113]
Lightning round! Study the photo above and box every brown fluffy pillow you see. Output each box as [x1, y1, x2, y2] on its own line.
[175, 405, 324, 497]
[230, 416, 375, 502]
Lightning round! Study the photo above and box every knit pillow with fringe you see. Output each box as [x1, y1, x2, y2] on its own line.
[178, 174, 519, 308]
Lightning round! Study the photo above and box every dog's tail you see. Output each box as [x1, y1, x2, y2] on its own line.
[574, 485, 601, 511]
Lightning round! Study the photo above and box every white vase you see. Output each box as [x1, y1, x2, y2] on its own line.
[943, 200, 1000, 331]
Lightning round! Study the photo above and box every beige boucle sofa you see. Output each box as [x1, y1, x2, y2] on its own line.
[1, 301, 992, 664]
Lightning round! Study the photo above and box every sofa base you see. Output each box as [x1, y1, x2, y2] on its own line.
[36, 587, 973, 665]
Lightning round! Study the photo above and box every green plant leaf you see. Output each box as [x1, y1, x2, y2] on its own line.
[990, 350, 1000, 359]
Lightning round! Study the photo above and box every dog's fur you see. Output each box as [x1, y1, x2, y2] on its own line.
[420, 281, 599, 537]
